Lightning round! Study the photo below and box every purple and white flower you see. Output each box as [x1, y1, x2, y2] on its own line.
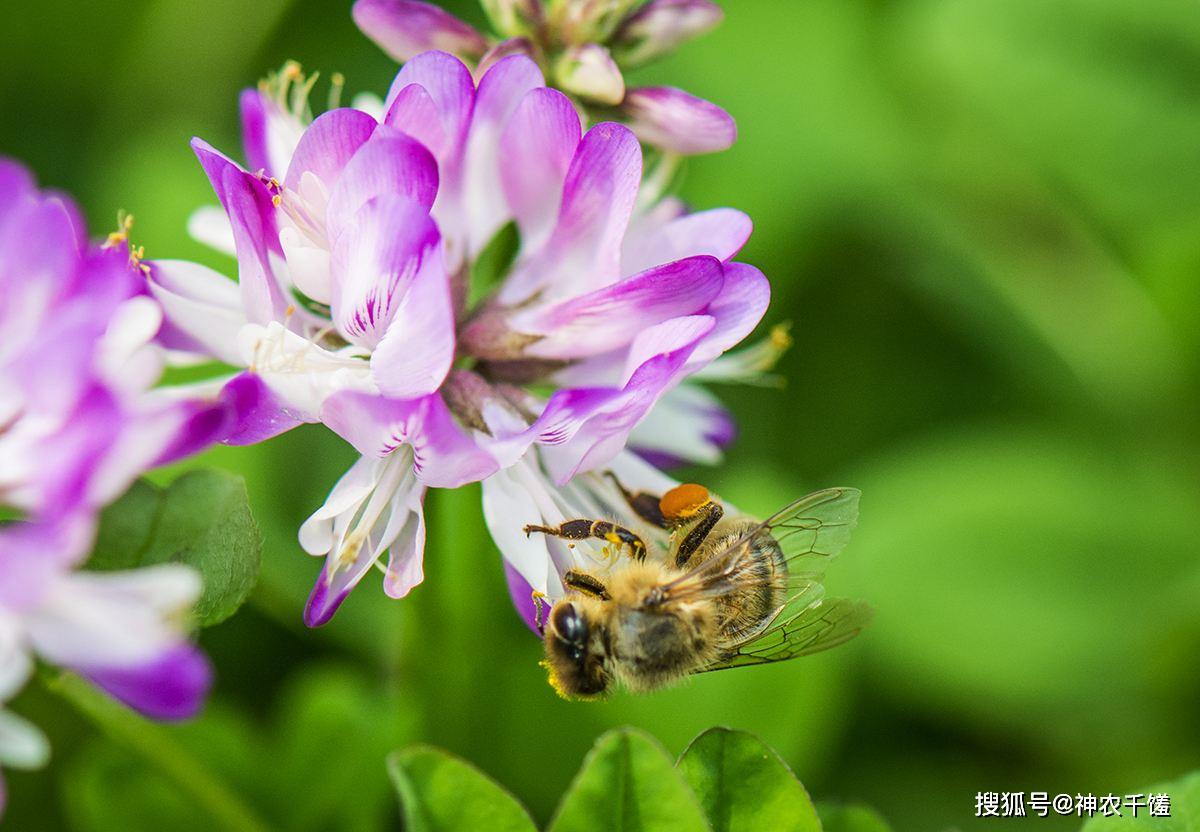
[353, 0, 735, 156]
[162, 45, 771, 628]
[0, 160, 219, 815]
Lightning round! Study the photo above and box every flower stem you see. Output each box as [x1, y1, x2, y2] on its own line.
[42, 670, 269, 832]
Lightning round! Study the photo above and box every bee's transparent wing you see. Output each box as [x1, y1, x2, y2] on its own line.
[699, 596, 872, 672]
[657, 487, 861, 603]
[763, 487, 860, 579]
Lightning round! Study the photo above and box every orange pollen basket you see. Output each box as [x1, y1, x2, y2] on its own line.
[659, 483, 711, 521]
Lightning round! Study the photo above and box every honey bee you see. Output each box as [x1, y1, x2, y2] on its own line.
[524, 477, 871, 699]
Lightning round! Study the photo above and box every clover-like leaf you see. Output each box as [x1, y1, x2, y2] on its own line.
[819, 803, 893, 832]
[548, 727, 709, 832]
[677, 727, 821, 832]
[1080, 770, 1200, 831]
[388, 745, 538, 832]
[89, 469, 262, 627]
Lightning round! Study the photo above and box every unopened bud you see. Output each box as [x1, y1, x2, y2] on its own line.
[612, 0, 723, 67]
[481, 0, 544, 39]
[553, 43, 625, 105]
[548, 0, 641, 45]
[619, 86, 735, 155]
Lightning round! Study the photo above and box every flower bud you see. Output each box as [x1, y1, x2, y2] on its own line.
[553, 43, 626, 106]
[620, 86, 735, 155]
[352, 0, 488, 63]
[612, 0, 723, 67]
[480, 0, 545, 39]
[548, 0, 641, 45]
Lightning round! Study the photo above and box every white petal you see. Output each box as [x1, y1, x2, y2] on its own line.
[298, 455, 387, 556]
[26, 565, 201, 669]
[238, 322, 375, 418]
[148, 259, 247, 366]
[482, 464, 557, 595]
[279, 226, 332, 304]
[0, 709, 49, 770]
[351, 92, 386, 122]
[186, 205, 237, 256]
[0, 619, 31, 703]
[97, 296, 165, 391]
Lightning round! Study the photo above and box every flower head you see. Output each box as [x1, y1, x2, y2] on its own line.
[354, 0, 735, 156]
[161, 43, 771, 627]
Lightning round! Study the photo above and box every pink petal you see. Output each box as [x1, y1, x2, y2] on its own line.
[513, 254, 725, 359]
[499, 122, 643, 304]
[500, 87, 581, 253]
[239, 88, 304, 178]
[459, 55, 546, 256]
[320, 391, 497, 489]
[283, 108, 378, 194]
[384, 83, 448, 158]
[83, 645, 212, 721]
[621, 207, 751, 275]
[528, 315, 715, 483]
[353, 0, 488, 63]
[620, 86, 736, 155]
[330, 195, 449, 369]
[383, 51, 476, 161]
[191, 139, 289, 324]
[690, 261, 770, 366]
[324, 127, 440, 243]
[218, 371, 310, 446]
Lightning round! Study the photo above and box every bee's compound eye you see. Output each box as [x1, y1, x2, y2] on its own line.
[551, 602, 588, 645]
[660, 483, 710, 521]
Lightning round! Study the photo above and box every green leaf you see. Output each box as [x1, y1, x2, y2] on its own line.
[1080, 770, 1200, 831]
[89, 470, 262, 627]
[548, 727, 709, 832]
[89, 479, 164, 570]
[468, 220, 520, 308]
[677, 727, 821, 832]
[388, 745, 537, 832]
[819, 803, 893, 832]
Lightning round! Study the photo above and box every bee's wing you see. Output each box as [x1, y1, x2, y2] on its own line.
[656, 487, 862, 603]
[698, 596, 872, 672]
[761, 486, 860, 578]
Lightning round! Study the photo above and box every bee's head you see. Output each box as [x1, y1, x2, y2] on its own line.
[543, 600, 609, 700]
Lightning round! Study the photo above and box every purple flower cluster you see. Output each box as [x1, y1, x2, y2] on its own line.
[161, 43, 772, 627]
[353, 0, 734, 156]
[0, 0, 778, 814]
[0, 162, 223, 813]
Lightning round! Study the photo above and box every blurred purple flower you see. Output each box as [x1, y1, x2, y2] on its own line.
[0, 160, 220, 814]
[353, 0, 735, 156]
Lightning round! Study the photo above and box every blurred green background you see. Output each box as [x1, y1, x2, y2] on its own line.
[3, 0, 1199, 829]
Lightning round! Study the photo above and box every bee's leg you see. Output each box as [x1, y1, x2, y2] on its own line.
[524, 519, 648, 561]
[563, 569, 611, 600]
[674, 502, 725, 568]
[531, 590, 548, 636]
[604, 472, 669, 528]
